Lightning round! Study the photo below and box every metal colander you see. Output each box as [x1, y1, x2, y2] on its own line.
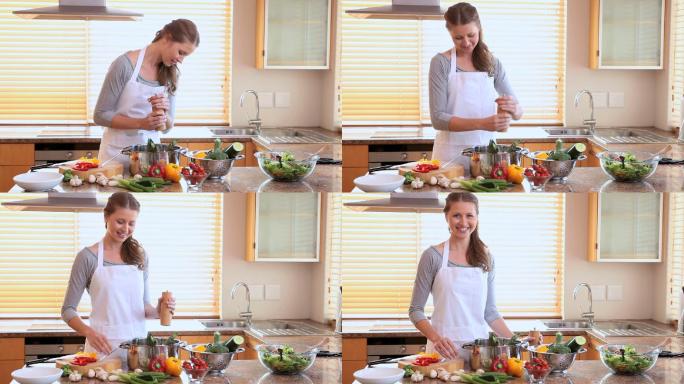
[527, 345, 586, 374]
[527, 152, 586, 181]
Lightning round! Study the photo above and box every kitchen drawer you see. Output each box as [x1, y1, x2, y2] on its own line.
[0, 360, 24, 384]
[0, 337, 23, 360]
[342, 145, 369, 167]
[0, 144, 34, 165]
[1, 165, 31, 192]
[342, 167, 368, 192]
[343, 360, 367, 384]
[342, 338, 367, 361]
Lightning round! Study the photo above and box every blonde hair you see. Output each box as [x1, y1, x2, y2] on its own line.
[104, 192, 145, 270]
[151, 19, 200, 95]
[443, 192, 491, 271]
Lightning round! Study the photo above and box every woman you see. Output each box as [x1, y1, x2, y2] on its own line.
[61, 192, 175, 355]
[409, 192, 513, 360]
[430, 3, 523, 173]
[94, 19, 199, 166]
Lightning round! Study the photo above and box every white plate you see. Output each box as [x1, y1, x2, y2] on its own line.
[353, 367, 404, 384]
[11, 367, 62, 384]
[354, 174, 404, 192]
[13, 172, 63, 192]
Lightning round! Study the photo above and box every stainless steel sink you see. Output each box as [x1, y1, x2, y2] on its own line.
[592, 321, 675, 337]
[249, 320, 334, 337]
[544, 127, 593, 137]
[210, 127, 258, 136]
[258, 128, 339, 144]
[543, 320, 592, 329]
[592, 128, 676, 144]
[200, 319, 248, 329]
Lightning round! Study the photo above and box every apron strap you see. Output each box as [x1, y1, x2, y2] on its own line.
[449, 48, 457, 75]
[97, 241, 105, 268]
[131, 46, 147, 81]
[441, 241, 450, 269]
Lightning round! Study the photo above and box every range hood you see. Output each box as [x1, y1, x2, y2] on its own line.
[344, 192, 445, 213]
[346, 0, 445, 20]
[13, 0, 142, 21]
[2, 192, 105, 212]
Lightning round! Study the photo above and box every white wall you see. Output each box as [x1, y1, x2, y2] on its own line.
[220, 193, 327, 320]
[563, 194, 659, 320]
[231, 0, 333, 131]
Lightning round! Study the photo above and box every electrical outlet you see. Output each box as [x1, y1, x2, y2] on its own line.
[251, 284, 265, 301]
[591, 285, 606, 301]
[607, 285, 623, 301]
[275, 92, 291, 108]
[258, 92, 274, 108]
[593, 92, 608, 108]
[608, 92, 625, 108]
[265, 284, 281, 300]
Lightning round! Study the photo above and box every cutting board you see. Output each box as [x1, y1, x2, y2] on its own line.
[398, 358, 464, 375]
[398, 162, 465, 182]
[58, 161, 124, 179]
[55, 356, 122, 375]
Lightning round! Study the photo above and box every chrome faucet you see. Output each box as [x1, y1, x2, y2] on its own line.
[230, 282, 253, 326]
[574, 90, 596, 135]
[573, 283, 595, 326]
[240, 90, 262, 135]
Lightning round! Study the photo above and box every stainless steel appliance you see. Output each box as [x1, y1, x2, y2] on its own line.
[24, 336, 85, 361]
[34, 143, 99, 166]
[368, 144, 433, 168]
[366, 336, 427, 361]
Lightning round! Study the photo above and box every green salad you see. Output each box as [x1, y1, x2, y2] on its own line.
[261, 152, 314, 181]
[602, 345, 655, 375]
[259, 345, 313, 374]
[602, 152, 654, 182]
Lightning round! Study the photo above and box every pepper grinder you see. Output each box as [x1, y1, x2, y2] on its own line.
[160, 291, 173, 326]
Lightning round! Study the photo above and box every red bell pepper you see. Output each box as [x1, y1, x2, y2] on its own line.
[147, 163, 166, 179]
[148, 356, 166, 372]
[490, 163, 509, 180]
[490, 356, 509, 373]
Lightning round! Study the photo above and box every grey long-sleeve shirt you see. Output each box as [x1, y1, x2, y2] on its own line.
[429, 53, 516, 131]
[61, 247, 151, 323]
[93, 53, 176, 127]
[408, 246, 502, 326]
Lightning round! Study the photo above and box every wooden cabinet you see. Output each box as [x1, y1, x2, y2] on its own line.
[256, 0, 332, 69]
[587, 192, 663, 262]
[245, 192, 322, 262]
[589, 0, 664, 69]
[342, 144, 369, 192]
[0, 144, 34, 192]
[0, 338, 24, 384]
[242, 334, 261, 360]
[342, 338, 367, 384]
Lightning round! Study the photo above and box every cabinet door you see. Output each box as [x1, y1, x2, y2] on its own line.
[589, 193, 662, 262]
[257, 0, 331, 69]
[246, 193, 321, 262]
[596, 0, 664, 69]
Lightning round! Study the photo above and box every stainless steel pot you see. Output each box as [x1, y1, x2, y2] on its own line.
[121, 144, 180, 177]
[120, 338, 185, 371]
[461, 337, 526, 371]
[462, 145, 528, 178]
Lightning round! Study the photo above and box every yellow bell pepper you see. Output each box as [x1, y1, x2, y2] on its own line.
[165, 357, 182, 377]
[165, 163, 181, 182]
[195, 151, 207, 159]
[75, 351, 97, 359]
[507, 357, 524, 377]
[195, 345, 206, 352]
[507, 164, 525, 184]
[537, 344, 549, 353]
[536, 152, 550, 160]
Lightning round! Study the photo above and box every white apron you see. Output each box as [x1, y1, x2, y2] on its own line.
[99, 46, 166, 167]
[432, 48, 498, 176]
[84, 241, 146, 359]
[426, 240, 490, 358]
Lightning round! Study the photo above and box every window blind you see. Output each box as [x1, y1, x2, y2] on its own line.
[0, 193, 223, 318]
[667, 193, 684, 320]
[0, 1, 231, 124]
[329, 193, 565, 319]
[670, 0, 684, 127]
[337, 0, 566, 126]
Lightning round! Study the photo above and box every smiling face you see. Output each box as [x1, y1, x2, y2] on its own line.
[445, 201, 478, 240]
[447, 22, 480, 56]
[105, 207, 138, 244]
[161, 36, 197, 67]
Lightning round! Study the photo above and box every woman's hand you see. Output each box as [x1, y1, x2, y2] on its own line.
[482, 113, 511, 132]
[85, 329, 112, 354]
[430, 335, 460, 360]
[148, 94, 170, 113]
[157, 295, 176, 316]
[495, 95, 519, 119]
[140, 110, 167, 131]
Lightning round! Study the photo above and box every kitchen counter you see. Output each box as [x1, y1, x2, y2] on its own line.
[8, 166, 341, 193]
[11, 359, 342, 384]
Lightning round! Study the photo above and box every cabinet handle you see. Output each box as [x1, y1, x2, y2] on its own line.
[401, 153, 408, 160]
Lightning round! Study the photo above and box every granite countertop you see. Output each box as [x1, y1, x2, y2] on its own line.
[8, 166, 341, 193]
[12, 359, 342, 384]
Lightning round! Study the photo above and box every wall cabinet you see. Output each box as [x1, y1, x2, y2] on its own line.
[589, 0, 664, 69]
[587, 192, 663, 262]
[256, 0, 332, 69]
[245, 192, 322, 262]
